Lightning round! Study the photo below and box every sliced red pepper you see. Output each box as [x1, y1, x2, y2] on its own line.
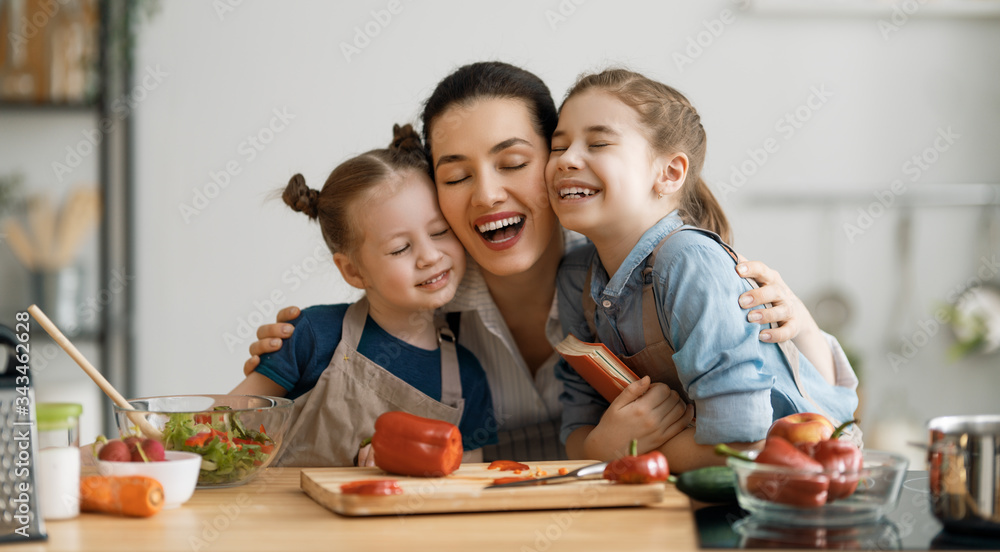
[487, 460, 530, 471]
[603, 440, 670, 484]
[340, 479, 404, 496]
[370, 412, 463, 477]
[185, 432, 215, 447]
[492, 476, 536, 486]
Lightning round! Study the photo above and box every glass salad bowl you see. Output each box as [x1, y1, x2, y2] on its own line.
[114, 395, 294, 488]
[726, 449, 909, 527]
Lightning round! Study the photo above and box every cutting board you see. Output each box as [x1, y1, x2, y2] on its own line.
[301, 460, 666, 516]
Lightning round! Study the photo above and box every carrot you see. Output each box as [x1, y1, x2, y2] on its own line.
[80, 475, 164, 517]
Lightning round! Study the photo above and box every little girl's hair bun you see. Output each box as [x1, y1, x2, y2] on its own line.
[282, 173, 320, 219]
[390, 123, 424, 153]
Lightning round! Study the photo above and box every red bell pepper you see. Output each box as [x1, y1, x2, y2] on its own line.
[718, 437, 830, 508]
[808, 420, 862, 502]
[370, 411, 463, 477]
[603, 440, 670, 484]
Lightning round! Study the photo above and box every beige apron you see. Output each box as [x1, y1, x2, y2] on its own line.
[582, 227, 862, 445]
[276, 297, 465, 467]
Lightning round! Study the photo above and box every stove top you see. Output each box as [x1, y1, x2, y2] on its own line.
[694, 471, 1000, 549]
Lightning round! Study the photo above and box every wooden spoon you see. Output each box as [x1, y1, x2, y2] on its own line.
[27, 304, 163, 440]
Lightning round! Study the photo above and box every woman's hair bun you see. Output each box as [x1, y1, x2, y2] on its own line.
[390, 123, 424, 153]
[282, 173, 320, 219]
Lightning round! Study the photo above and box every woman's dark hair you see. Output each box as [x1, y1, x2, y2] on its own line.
[420, 61, 558, 158]
[283, 123, 430, 255]
[564, 69, 731, 243]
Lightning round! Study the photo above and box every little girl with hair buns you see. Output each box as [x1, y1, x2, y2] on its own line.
[548, 70, 860, 472]
[231, 124, 497, 467]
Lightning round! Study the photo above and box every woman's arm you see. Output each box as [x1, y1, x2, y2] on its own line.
[230, 372, 288, 396]
[735, 261, 836, 386]
[655, 429, 762, 473]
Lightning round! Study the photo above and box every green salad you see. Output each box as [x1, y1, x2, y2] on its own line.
[162, 407, 277, 485]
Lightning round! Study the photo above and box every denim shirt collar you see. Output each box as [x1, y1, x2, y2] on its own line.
[592, 211, 684, 299]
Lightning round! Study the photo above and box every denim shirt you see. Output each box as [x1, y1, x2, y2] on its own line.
[555, 212, 859, 445]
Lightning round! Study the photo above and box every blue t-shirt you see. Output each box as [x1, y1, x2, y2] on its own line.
[256, 304, 498, 451]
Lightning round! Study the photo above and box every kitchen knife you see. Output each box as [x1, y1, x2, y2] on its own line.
[484, 461, 608, 489]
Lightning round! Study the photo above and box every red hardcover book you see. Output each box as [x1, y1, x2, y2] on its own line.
[555, 334, 640, 403]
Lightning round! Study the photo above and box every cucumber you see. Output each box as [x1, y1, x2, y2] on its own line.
[673, 466, 737, 503]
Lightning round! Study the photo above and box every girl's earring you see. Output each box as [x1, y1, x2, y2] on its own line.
[657, 191, 664, 200]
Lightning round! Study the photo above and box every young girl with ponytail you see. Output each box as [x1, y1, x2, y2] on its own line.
[548, 69, 860, 472]
[230, 124, 496, 467]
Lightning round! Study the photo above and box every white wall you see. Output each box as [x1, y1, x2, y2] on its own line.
[126, 0, 1000, 462]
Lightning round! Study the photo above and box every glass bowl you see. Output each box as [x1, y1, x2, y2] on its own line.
[727, 449, 908, 527]
[113, 395, 294, 488]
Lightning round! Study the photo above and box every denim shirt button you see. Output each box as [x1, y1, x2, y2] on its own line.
[601, 299, 612, 308]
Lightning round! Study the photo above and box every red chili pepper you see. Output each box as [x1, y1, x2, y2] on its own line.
[487, 460, 530, 472]
[340, 479, 404, 496]
[370, 411, 463, 477]
[603, 440, 670, 484]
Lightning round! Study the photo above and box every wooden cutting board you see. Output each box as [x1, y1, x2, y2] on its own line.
[301, 460, 666, 516]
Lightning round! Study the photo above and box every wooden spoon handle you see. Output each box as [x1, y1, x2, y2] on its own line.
[27, 304, 163, 440]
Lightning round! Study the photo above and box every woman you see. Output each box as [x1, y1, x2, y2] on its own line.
[243, 62, 853, 461]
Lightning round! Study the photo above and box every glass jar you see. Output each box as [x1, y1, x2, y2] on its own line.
[36, 402, 83, 520]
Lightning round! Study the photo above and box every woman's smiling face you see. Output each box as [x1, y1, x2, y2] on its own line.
[429, 98, 559, 277]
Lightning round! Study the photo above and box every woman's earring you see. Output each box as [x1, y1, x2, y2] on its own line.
[657, 191, 664, 200]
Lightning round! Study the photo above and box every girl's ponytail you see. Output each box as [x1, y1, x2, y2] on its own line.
[283, 173, 320, 219]
[684, 177, 731, 244]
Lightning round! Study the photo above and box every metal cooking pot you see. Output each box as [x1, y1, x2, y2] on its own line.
[928, 414, 1000, 535]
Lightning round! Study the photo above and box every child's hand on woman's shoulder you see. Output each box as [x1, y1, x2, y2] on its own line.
[243, 306, 301, 375]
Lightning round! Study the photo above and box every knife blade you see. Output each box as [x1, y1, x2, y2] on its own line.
[484, 462, 608, 489]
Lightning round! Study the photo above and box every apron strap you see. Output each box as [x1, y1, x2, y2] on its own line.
[340, 296, 370, 349]
[437, 320, 463, 409]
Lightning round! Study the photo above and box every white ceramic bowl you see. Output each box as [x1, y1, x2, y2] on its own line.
[95, 450, 202, 508]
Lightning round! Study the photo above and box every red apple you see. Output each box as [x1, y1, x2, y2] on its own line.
[767, 413, 836, 445]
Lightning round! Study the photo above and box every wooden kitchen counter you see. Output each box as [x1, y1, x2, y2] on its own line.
[6, 466, 702, 552]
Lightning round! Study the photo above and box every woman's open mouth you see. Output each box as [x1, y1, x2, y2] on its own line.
[476, 215, 525, 244]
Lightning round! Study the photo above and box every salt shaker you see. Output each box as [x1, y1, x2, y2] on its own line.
[35, 403, 82, 520]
